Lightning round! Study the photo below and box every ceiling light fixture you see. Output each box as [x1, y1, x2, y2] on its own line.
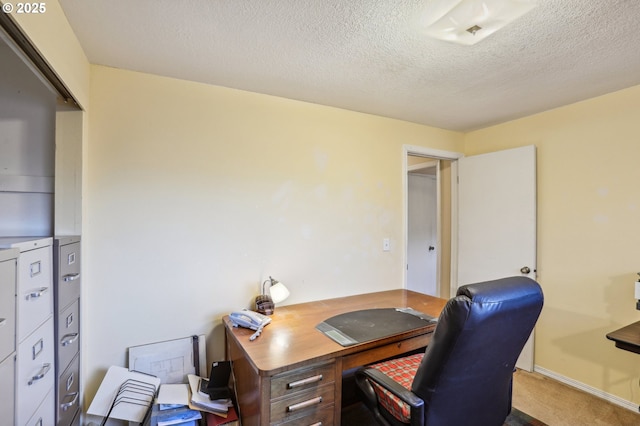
[423, 0, 537, 45]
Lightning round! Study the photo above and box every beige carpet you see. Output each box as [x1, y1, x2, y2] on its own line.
[512, 370, 640, 426]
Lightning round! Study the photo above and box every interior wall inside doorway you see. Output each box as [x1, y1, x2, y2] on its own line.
[407, 155, 453, 298]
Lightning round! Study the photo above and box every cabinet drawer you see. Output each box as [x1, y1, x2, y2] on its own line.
[55, 240, 80, 311]
[270, 385, 335, 424]
[0, 354, 16, 426]
[17, 316, 55, 425]
[275, 403, 334, 426]
[0, 254, 17, 361]
[56, 299, 80, 372]
[271, 362, 335, 399]
[17, 246, 53, 339]
[57, 354, 80, 426]
[25, 388, 55, 426]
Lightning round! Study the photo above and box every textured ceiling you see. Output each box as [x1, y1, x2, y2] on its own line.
[59, 0, 640, 132]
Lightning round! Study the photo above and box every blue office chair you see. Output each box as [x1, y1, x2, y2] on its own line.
[355, 276, 544, 426]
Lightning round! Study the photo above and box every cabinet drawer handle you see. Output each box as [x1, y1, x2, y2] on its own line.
[28, 363, 51, 385]
[60, 392, 79, 411]
[0, 318, 6, 327]
[287, 374, 323, 389]
[309, 423, 322, 426]
[63, 273, 80, 282]
[287, 396, 322, 412]
[61, 333, 79, 347]
[26, 287, 48, 300]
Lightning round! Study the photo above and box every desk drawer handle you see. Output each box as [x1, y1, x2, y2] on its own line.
[287, 396, 322, 412]
[287, 374, 323, 389]
[63, 273, 80, 282]
[61, 333, 79, 347]
[60, 392, 79, 411]
[28, 363, 51, 385]
[26, 287, 48, 300]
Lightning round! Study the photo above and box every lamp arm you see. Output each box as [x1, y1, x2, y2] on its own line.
[263, 276, 276, 295]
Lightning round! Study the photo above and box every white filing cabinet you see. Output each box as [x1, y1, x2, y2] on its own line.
[0, 237, 55, 426]
[0, 248, 18, 426]
[54, 236, 81, 426]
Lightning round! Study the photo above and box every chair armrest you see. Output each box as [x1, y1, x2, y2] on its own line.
[356, 367, 425, 426]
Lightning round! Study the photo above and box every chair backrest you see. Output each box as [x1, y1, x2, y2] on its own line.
[411, 276, 543, 426]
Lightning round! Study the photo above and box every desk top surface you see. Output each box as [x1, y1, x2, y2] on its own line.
[223, 289, 447, 374]
[606, 320, 640, 354]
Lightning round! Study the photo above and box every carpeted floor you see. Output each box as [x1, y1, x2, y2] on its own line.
[505, 407, 547, 426]
[512, 369, 640, 425]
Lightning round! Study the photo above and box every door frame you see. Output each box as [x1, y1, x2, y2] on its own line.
[402, 145, 463, 296]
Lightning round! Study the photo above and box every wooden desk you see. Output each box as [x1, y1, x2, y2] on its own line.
[223, 289, 446, 426]
[606, 321, 640, 354]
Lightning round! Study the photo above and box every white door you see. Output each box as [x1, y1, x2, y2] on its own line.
[457, 145, 537, 371]
[407, 173, 438, 295]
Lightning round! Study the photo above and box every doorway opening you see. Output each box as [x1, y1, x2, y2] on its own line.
[403, 146, 462, 298]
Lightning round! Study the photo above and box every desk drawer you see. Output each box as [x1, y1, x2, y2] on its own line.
[270, 385, 335, 424]
[342, 333, 432, 370]
[275, 403, 334, 426]
[271, 361, 335, 399]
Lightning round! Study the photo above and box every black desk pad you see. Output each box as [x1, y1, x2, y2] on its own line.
[316, 308, 437, 346]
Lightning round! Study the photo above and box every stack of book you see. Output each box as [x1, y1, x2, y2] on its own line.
[187, 374, 238, 426]
[146, 403, 202, 426]
[146, 383, 201, 426]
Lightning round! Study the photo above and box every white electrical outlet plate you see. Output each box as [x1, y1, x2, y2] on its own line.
[383, 238, 390, 252]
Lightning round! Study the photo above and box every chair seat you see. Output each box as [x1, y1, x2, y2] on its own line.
[369, 353, 424, 423]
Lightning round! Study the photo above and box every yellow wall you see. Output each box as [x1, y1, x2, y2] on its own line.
[84, 64, 463, 400]
[465, 85, 640, 405]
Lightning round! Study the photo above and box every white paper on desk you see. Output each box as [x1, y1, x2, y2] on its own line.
[87, 366, 161, 422]
[157, 383, 189, 406]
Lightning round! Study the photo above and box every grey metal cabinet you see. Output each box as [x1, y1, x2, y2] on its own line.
[0, 237, 55, 426]
[0, 248, 18, 426]
[54, 236, 81, 426]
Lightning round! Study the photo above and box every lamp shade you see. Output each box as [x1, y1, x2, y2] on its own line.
[269, 282, 290, 304]
[424, 0, 537, 45]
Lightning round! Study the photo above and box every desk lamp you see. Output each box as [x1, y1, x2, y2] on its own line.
[255, 276, 290, 315]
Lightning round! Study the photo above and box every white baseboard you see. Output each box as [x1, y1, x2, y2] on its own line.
[534, 365, 640, 413]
